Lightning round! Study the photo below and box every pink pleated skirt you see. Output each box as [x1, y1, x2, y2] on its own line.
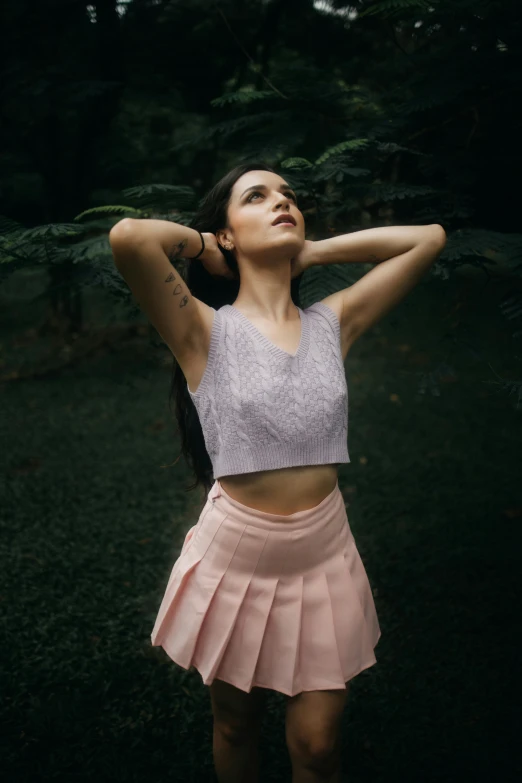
[150, 478, 381, 697]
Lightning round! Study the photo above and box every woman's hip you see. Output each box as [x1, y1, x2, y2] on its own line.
[183, 478, 354, 580]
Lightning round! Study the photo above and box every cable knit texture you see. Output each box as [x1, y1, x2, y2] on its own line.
[187, 302, 350, 478]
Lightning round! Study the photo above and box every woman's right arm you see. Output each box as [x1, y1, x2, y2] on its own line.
[108, 218, 208, 364]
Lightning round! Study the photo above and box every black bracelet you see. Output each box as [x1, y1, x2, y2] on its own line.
[188, 230, 205, 260]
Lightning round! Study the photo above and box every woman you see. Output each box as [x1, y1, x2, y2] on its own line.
[109, 162, 446, 783]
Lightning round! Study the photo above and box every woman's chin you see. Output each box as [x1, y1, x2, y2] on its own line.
[264, 236, 303, 254]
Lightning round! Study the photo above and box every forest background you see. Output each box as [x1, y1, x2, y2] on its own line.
[1, 1, 520, 782]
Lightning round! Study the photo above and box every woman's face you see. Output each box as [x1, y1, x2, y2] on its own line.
[217, 170, 305, 261]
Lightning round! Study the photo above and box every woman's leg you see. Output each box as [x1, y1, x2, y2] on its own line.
[209, 678, 269, 783]
[285, 685, 349, 783]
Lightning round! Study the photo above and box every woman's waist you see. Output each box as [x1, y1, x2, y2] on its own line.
[218, 464, 340, 517]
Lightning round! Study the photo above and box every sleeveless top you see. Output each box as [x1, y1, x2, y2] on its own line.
[187, 302, 350, 478]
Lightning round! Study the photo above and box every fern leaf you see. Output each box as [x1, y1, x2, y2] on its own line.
[119, 184, 196, 210]
[173, 111, 287, 149]
[358, 0, 432, 19]
[69, 236, 112, 263]
[315, 139, 370, 165]
[281, 158, 313, 169]
[376, 142, 428, 157]
[210, 89, 274, 107]
[74, 206, 143, 222]
[340, 167, 371, 178]
[70, 218, 128, 233]
[13, 223, 84, 241]
[368, 183, 438, 200]
[442, 229, 522, 266]
[122, 183, 194, 198]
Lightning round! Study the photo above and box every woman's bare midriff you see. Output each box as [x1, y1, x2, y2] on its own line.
[219, 463, 340, 517]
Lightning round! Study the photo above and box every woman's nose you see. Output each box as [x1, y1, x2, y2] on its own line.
[274, 195, 290, 209]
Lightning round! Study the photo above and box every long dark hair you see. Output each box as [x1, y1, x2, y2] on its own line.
[168, 162, 305, 500]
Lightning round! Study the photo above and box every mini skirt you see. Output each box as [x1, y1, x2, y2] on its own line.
[150, 478, 381, 697]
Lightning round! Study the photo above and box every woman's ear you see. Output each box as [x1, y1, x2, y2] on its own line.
[216, 229, 234, 252]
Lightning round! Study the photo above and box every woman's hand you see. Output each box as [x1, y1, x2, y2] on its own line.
[198, 232, 237, 280]
[290, 240, 315, 279]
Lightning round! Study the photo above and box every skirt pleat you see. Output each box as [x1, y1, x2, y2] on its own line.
[151, 479, 382, 696]
[192, 524, 270, 685]
[253, 575, 304, 694]
[208, 572, 280, 693]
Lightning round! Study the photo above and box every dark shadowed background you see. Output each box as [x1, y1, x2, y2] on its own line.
[1, 1, 521, 782]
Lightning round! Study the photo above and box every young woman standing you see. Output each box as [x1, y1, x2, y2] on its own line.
[109, 163, 446, 783]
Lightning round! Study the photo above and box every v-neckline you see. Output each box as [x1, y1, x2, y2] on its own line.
[226, 304, 310, 360]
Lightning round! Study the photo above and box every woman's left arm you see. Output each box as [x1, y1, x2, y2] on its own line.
[299, 224, 447, 345]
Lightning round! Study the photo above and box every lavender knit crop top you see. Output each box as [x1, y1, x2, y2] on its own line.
[187, 301, 350, 479]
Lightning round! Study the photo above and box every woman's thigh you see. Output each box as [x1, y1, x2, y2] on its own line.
[209, 678, 270, 736]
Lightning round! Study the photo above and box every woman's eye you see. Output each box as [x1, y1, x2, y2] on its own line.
[247, 191, 296, 203]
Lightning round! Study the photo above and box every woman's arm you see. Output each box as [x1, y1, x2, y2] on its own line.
[302, 224, 447, 347]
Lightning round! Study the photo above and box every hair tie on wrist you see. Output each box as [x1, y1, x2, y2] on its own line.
[188, 230, 205, 260]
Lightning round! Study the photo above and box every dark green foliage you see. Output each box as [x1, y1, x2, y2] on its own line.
[1, 0, 521, 400]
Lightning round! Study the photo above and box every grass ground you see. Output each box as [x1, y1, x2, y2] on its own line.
[1, 266, 520, 782]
